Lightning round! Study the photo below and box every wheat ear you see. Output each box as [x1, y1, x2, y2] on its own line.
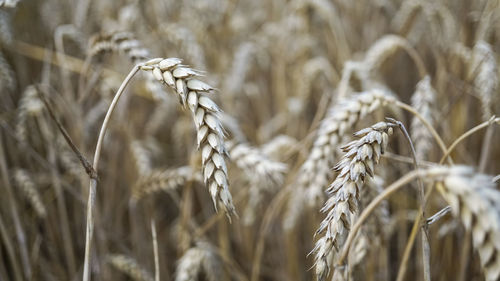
[13, 169, 47, 218]
[141, 58, 236, 218]
[471, 41, 497, 121]
[108, 255, 154, 281]
[227, 140, 288, 185]
[312, 121, 396, 281]
[175, 241, 222, 281]
[410, 76, 436, 159]
[132, 167, 202, 202]
[437, 167, 500, 281]
[284, 89, 396, 230]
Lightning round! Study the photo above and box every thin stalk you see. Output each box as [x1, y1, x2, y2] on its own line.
[388, 118, 431, 281]
[82, 65, 140, 281]
[37, 116, 77, 276]
[151, 220, 160, 281]
[396, 184, 435, 281]
[478, 124, 495, 172]
[439, 116, 500, 164]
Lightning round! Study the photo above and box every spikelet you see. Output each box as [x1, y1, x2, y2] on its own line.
[175, 241, 222, 281]
[132, 167, 202, 202]
[470, 41, 498, 121]
[141, 58, 236, 218]
[410, 76, 436, 159]
[284, 89, 396, 230]
[14, 169, 47, 218]
[312, 121, 396, 281]
[108, 255, 154, 281]
[436, 166, 500, 281]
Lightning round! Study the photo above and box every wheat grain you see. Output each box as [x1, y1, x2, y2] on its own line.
[312, 121, 396, 281]
[141, 58, 236, 218]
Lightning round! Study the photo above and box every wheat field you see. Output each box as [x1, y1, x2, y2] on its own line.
[1, 0, 500, 280]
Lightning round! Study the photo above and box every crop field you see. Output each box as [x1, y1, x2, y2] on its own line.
[0, 0, 499, 280]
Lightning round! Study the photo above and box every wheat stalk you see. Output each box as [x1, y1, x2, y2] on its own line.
[141, 58, 236, 218]
[312, 121, 396, 281]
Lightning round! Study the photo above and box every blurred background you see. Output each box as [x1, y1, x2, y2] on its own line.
[0, 0, 499, 280]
